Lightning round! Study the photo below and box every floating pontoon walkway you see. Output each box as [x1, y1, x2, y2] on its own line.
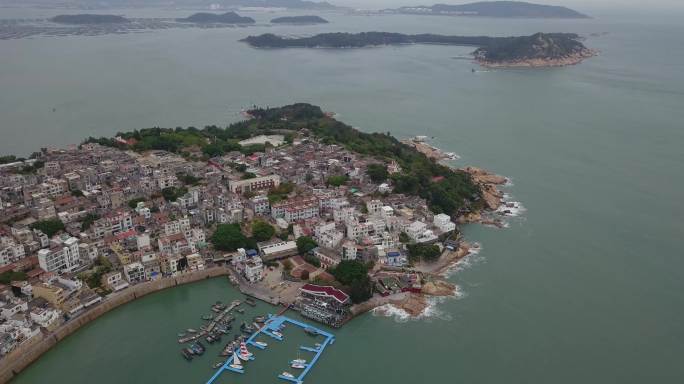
[204, 315, 335, 384]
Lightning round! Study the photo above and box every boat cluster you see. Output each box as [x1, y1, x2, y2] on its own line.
[178, 297, 268, 368]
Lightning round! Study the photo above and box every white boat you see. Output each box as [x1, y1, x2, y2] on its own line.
[291, 358, 306, 364]
[255, 341, 268, 347]
[291, 363, 306, 369]
[272, 330, 283, 338]
[281, 371, 296, 379]
[229, 352, 243, 370]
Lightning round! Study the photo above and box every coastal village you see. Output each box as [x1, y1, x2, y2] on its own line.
[0, 107, 516, 362]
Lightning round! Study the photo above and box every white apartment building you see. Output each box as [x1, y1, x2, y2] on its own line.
[433, 213, 456, 233]
[123, 262, 146, 283]
[37, 236, 81, 273]
[164, 217, 191, 236]
[0, 239, 25, 267]
[366, 200, 383, 216]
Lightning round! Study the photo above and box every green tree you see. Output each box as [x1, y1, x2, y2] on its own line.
[128, 197, 146, 209]
[211, 224, 248, 251]
[80, 213, 100, 231]
[304, 254, 321, 268]
[296, 236, 318, 255]
[251, 220, 275, 242]
[326, 175, 349, 187]
[71, 189, 84, 197]
[349, 275, 372, 304]
[330, 260, 368, 286]
[407, 244, 441, 263]
[366, 163, 388, 183]
[399, 232, 410, 244]
[30, 219, 65, 237]
[161, 186, 187, 202]
[0, 271, 27, 284]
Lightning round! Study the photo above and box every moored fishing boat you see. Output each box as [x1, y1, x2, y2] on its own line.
[255, 341, 268, 348]
[238, 341, 253, 360]
[212, 361, 223, 369]
[229, 351, 244, 370]
[280, 371, 296, 379]
[244, 298, 256, 306]
[291, 362, 306, 369]
[272, 330, 283, 338]
[304, 327, 317, 336]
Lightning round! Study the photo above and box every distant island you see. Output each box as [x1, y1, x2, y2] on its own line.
[388, 1, 589, 18]
[49, 14, 131, 24]
[213, 0, 336, 9]
[271, 15, 329, 24]
[176, 12, 255, 24]
[241, 32, 596, 67]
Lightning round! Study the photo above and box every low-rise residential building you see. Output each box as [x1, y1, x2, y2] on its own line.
[123, 262, 145, 283]
[433, 213, 456, 233]
[257, 240, 298, 261]
[228, 174, 280, 194]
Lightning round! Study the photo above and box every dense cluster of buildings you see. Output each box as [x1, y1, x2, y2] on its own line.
[0, 130, 459, 349]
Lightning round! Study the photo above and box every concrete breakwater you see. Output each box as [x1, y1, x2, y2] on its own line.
[0, 267, 229, 383]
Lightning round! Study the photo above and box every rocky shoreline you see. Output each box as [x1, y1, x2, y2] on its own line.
[351, 156, 517, 319]
[476, 49, 598, 68]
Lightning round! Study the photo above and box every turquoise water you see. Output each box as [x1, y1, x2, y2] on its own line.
[3, 7, 684, 383]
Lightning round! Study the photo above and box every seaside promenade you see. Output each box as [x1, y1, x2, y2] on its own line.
[0, 267, 230, 384]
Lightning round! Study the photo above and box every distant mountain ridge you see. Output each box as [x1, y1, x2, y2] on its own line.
[176, 12, 255, 24]
[2, 0, 337, 10]
[49, 14, 130, 24]
[271, 15, 328, 24]
[392, 1, 589, 18]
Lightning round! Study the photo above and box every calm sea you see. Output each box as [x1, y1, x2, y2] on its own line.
[2, 6, 684, 383]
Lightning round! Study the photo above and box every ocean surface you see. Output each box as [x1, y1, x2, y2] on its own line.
[2, 6, 684, 383]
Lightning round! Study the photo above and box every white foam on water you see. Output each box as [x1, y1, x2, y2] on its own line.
[442, 243, 484, 279]
[497, 200, 526, 217]
[372, 304, 412, 323]
[372, 289, 463, 323]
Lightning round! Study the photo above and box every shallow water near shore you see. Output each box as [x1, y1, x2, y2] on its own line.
[3, 6, 684, 384]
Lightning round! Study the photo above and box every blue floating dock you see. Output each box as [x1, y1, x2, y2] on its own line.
[247, 340, 267, 349]
[205, 315, 335, 384]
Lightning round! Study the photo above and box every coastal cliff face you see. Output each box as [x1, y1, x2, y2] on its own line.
[474, 32, 597, 67]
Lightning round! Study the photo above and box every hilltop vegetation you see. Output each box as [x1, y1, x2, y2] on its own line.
[393, 1, 589, 18]
[176, 12, 255, 24]
[242, 32, 593, 65]
[85, 103, 482, 216]
[50, 14, 130, 24]
[271, 15, 329, 24]
[473, 32, 591, 62]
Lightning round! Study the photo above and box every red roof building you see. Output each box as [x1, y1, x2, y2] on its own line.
[300, 283, 349, 304]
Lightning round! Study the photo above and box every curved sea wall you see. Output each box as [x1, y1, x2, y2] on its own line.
[0, 267, 229, 383]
